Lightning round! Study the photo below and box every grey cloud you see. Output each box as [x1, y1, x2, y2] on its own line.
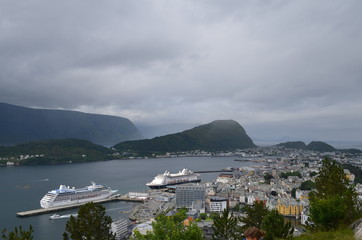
[0, 0, 361, 144]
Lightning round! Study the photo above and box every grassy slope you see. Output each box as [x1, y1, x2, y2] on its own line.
[292, 228, 355, 240]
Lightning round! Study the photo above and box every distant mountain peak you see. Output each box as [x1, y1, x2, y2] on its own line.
[307, 141, 336, 152]
[277, 140, 336, 152]
[114, 119, 256, 155]
[0, 102, 143, 146]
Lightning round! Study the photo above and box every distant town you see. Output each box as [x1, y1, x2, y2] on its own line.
[106, 146, 362, 238]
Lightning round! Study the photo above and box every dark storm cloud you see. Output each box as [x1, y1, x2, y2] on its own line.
[0, 0, 361, 142]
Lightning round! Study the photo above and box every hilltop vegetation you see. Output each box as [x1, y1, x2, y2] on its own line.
[277, 141, 307, 150]
[277, 141, 336, 152]
[114, 120, 256, 155]
[0, 138, 114, 165]
[0, 102, 142, 146]
[277, 140, 362, 154]
[307, 141, 336, 152]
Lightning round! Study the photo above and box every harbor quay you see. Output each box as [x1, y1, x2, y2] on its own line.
[16, 194, 144, 217]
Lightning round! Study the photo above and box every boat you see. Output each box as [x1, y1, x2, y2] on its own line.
[40, 181, 118, 208]
[146, 168, 201, 189]
[49, 213, 78, 220]
[49, 214, 61, 219]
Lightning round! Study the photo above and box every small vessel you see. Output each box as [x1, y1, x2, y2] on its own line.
[40, 181, 118, 208]
[49, 214, 61, 220]
[146, 168, 201, 189]
[49, 213, 78, 220]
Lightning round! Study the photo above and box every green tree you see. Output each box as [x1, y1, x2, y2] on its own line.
[1, 226, 33, 240]
[212, 209, 242, 240]
[300, 180, 315, 190]
[261, 209, 293, 240]
[172, 208, 188, 223]
[264, 173, 273, 184]
[132, 212, 203, 240]
[209, 212, 220, 221]
[63, 202, 115, 240]
[280, 171, 302, 179]
[199, 213, 207, 220]
[240, 201, 270, 230]
[308, 158, 361, 231]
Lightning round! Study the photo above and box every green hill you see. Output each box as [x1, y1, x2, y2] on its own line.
[277, 141, 337, 152]
[277, 141, 307, 149]
[114, 120, 256, 155]
[307, 141, 336, 152]
[277, 140, 362, 154]
[0, 138, 114, 165]
[0, 102, 143, 146]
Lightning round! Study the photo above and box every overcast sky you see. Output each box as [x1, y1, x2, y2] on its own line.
[1, 1, 361, 144]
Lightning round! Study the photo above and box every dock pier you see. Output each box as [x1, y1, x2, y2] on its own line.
[16, 195, 144, 218]
[194, 169, 233, 173]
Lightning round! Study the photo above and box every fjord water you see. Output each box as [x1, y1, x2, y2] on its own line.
[0, 156, 252, 239]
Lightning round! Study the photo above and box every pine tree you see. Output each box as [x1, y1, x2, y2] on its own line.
[240, 201, 269, 230]
[212, 209, 242, 240]
[261, 209, 293, 240]
[63, 202, 115, 240]
[308, 158, 361, 230]
[1, 226, 33, 240]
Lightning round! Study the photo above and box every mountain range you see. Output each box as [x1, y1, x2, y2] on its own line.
[0, 102, 142, 146]
[0, 138, 113, 164]
[277, 141, 361, 153]
[1, 102, 359, 163]
[114, 120, 256, 155]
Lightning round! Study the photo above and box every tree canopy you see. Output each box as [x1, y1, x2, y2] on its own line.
[279, 171, 302, 179]
[1, 226, 33, 240]
[240, 201, 269, 230]
[308, 158, 361, 231]
[261, 210, 293, 240]
[212, 209, 242, 240]
[300, 180, 315, 190]
[132, 210, 203, 240]
[63, 202, 115, 240]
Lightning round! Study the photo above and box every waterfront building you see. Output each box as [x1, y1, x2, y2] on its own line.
[216, 173, 234, 183]
[191, 199, 205, 213]
[186, 210, 199, 219]
[176, 184, 206, 209]
[128, 192, 149, 199]
[295, 189, 310, 200]
[276, 198, 303, 216]
[209, 196, 228, 212]
[111, 218, 128, 239]
[132, 221, 153, 235]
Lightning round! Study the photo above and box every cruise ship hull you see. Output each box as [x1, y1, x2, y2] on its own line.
[40, 182, 117, 209]
[147, 179, 202, 189]
[40, 190, 117, 208]
[146, 168, 202, 189]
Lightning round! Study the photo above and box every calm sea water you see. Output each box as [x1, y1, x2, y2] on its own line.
[0, 156, 252, 239]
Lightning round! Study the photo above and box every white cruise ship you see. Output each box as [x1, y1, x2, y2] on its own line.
[40, 182, 117, 208]
[146, 168, 201, 189]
